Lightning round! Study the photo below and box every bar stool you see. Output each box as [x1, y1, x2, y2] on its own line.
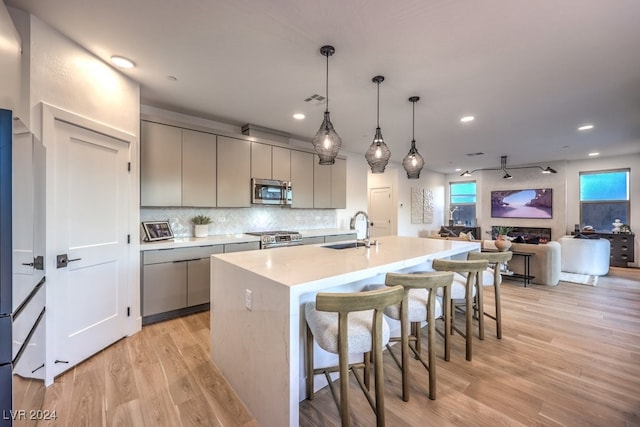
[431, 258, 488, 361]
[383, 271, 454, 401]
[467, 251, 513, 339]
[305, 285, 404, 427]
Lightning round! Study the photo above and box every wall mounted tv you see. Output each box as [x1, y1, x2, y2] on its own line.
[491, 188, 553, 219]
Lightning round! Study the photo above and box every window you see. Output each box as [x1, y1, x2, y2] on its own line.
[449, 181, 476, 226]
[580, 169, 629, 232]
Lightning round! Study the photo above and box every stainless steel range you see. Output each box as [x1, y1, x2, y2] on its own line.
[246, 230, 303, 249]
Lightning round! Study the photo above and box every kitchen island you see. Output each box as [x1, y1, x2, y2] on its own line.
[210, 235, 480, 427]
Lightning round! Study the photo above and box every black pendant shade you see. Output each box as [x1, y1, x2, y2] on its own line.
[365, 75, 391, 173]
[312, 45, 341, 165]
[402, 96, 425, 179]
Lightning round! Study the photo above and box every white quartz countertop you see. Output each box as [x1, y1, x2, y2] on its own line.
[140, 228, 355, 251]
[212, 235, 480, 288]
[140, 233, 260, 251]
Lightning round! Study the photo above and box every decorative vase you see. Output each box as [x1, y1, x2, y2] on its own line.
[194, 224, 208, 238]
[495, 235, 512, 252]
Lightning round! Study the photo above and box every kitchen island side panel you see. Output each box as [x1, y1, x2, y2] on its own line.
[210, 257, 294, 427]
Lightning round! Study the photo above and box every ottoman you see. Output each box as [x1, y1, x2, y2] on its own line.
[559, 236, 610, 275]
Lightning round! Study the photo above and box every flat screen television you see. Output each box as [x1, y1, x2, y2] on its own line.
[491, 188, 552, 219]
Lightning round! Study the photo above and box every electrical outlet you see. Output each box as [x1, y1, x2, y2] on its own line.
[245, 289, 252, 311]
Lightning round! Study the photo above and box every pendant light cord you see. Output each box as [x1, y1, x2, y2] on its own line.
[325, 54, 329, 114]
[376, 81, 380, 127]
[412, 100, 415, 141]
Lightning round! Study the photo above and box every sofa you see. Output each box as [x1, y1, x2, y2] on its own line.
[428, 236, 561, 286]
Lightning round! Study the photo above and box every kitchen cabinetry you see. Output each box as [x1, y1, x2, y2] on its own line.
[141, 121, 217, 207]
[301, 233, 357, 245]
[601, 233, 635, 267]
[218, 136, 251, 207]
[331, 158, 347, 208]
[313, 156, 346, 209]
[272, 146, 291, 181]
[250, 143, 291, 182]
[141, 121, 182, 206]
[290, 150, 314, 208]
[182, 129, 217, 206]
[141, 245, 223, 324]
[141, 240, 260, 324]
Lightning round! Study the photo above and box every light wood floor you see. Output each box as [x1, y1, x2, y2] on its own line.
[39, 267, 639, 426]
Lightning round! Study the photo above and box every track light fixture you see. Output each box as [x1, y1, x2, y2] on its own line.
[459, 156, 558, 179]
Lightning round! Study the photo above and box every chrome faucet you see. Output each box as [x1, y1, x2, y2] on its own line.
[350, 211, 371, 247]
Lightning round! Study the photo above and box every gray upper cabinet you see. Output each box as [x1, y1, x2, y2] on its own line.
[141, 121, 217, 207]
[272, 146, 291, 182]
[141, 121, 182, 206]
[331, 157, 347, 209]
[313, 156, 332, 208]
[251, 142, 272, 179]
[251, 143, 291, 182]
[182, 129, 217, 207]
[290, 150, 314, 208]
[218, 136, 251, 207]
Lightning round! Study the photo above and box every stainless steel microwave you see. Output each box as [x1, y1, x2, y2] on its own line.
[251, 178, 292, 205]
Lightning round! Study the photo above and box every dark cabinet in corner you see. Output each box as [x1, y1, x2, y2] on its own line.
[601, 233, 635, 267]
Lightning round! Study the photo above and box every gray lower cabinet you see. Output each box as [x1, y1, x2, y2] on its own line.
[324, 233, 357, 243]
[302, 233, 357, 245]
[142, 244, 224, 324]
[302, 236, 324, 245]
[224, 241, 260, 252]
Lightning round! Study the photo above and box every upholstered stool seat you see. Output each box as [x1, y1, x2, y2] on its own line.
[305, 285, 404, 427]
[305, 303, 392, 354]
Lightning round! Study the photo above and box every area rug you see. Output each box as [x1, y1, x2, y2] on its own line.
[559, 271, 599, 286]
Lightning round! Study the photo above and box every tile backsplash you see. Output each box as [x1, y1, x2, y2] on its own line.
[141, 207, 338, 238]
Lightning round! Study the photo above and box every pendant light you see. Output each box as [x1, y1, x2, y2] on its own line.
[402, 96, 425, 179]
[365, 75, 391, 173]
[312, 45, 342, 165]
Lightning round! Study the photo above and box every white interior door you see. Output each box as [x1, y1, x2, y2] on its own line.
[52, 119, 129, 376]
[369, 186, 394, 237]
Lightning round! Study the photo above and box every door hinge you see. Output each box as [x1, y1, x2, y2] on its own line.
[127, 162, 131, 172]
[127, 307, 131, 317]
[127, 234, 130, 244]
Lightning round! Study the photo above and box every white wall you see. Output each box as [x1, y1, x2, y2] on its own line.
[10, 9, 141, 385]
[0, 1, 21, 112]
[395, 164, 446, 237]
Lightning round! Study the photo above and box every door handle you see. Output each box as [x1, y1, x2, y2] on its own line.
[56, 254, 82, 269]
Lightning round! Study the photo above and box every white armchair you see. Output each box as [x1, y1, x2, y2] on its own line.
[559, 236, 610, 276]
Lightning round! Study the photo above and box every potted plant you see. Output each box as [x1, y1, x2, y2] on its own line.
[495, 226, 513, 252]
[192, 215, 212, 238]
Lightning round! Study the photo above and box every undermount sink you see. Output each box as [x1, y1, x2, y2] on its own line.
[323, 241, 369, 250]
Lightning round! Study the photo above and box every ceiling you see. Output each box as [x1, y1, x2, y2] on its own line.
[7, 0, 640, 173]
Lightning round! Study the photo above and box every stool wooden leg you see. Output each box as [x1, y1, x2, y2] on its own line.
[476, 274, 485, 340]
[306, 324, 314, 400]
[427, 294, 437, 400]
[338, 315, 350, 426]
[465, 284, 473, 361]
[495, 281, 502, 339]
[444, 285, 451, 362]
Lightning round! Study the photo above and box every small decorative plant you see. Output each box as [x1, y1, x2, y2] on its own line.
[192, 215, 212, 225]
[496, 225, 513, 236]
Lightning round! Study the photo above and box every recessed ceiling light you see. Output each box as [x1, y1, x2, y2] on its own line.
[455, 168, 461, 172]
[460, 116, 475, 123]
[578, 124, 594, 131]
[293, 113, 305, 120]
[110, 55, 135, 69]
[588, 152, 600, 156]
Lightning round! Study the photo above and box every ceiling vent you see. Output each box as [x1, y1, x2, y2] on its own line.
[466, 152, 485, 157]
[241, 124, 290, 144]
[304, 94, 326, 106]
